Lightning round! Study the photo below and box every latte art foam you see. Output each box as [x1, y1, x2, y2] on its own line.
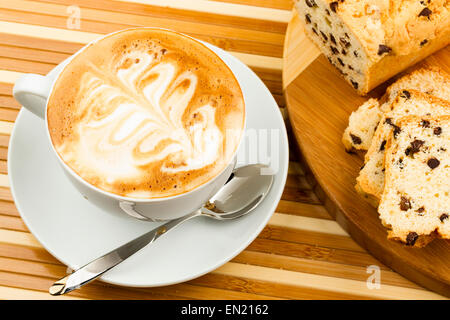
[47, 29, 245, 198]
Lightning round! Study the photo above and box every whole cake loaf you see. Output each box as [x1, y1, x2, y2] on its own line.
[295, 0, 450, 94]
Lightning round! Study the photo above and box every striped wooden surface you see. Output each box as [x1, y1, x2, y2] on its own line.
[0, 0, 445, 300]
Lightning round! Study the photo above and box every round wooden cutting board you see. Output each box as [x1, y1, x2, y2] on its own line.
[283, 11, 450, 297]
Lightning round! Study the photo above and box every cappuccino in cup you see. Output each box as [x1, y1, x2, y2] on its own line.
[47, 29, 245, 199]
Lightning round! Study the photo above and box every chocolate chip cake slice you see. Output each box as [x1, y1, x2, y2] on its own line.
[378, 115, 449, 246]
[357, 91, 450, 204]
[381, 66, 450, 113]
[342, 98, 381, 152]
[342, 66, 450, 152]
[295, 0, 450, 95]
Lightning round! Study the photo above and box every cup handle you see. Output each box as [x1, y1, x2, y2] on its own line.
[13, 74, 53, 119]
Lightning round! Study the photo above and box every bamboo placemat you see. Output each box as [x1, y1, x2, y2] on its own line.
[0, 0, 445, 300]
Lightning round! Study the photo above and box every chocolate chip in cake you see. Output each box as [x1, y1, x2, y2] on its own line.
[348, 65, 353, 70]
[406, 232, 418, 246]
[400, 196, 412, 211]
[305, 0, 317, 8]
[420, 120, 430, 128]
[353, 51, 358, 57]
[411, 140, 425, 151]
[378, 44, 392, 56]
[305, 14, 312, 24]
[396, 158, 405, 169]
[416, 206, 425, 214]
[350, 80, 358, 89]
[330, 34, 336, 45]
[379, 140, 386, 151]
[350, 134, 362, 145]
[434, 127, 442, 136]
[320, 31, 328, 41]
[393, 125, 401, 138]
[341, 49, 347, 55]
[440, 214, 449, 222]
[384, 118, 402, 138]
[330, 1, 338, 12]
[406, 139, 425, 157]
[339, 37, 351, 48]
[337, 57, 345, 66]
[427, 157, 440, 169]
[312, 28, 318, 35]
[418, 7, 432, 18]
[400, 90, 411, 99]
[420, 39, 428, 46]
[330, 46, 339, 54]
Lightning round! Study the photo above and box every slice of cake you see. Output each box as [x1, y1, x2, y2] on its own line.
[342, 98, 381, 152]
[342, 66, 450, 152]
[378, 115, 449, 246]
[356, 91, 450, 203]
[381, 66, 450, 113]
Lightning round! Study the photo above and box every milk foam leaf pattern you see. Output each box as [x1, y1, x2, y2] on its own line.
[59, 49, 223, 183]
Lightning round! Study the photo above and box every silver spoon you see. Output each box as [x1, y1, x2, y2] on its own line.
[49, 164, 274, 295]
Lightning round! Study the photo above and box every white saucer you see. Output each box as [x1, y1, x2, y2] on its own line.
[8, 42, 289, 287]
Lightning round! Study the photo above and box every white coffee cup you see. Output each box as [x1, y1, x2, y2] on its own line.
[13, 28, 245, 221]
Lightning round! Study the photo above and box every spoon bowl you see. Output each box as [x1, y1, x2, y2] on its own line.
[201, 164, 274, 220]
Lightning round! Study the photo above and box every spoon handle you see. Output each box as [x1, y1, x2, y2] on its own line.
[49, 210, 200, 295]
